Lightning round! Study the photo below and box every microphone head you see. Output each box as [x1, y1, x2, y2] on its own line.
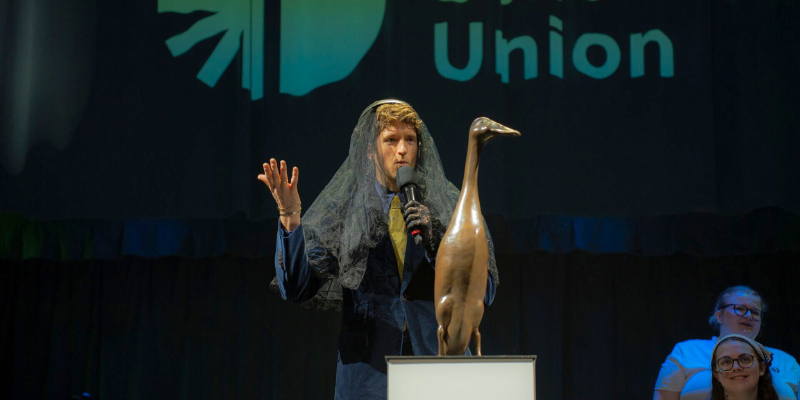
[396, 166, 417, 189]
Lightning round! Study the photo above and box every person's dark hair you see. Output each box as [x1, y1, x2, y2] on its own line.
[708, 285, 768, 331]
[710, 336, 778, 400]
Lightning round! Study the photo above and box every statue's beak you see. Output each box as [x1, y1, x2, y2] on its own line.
[487, 120, 521, 137]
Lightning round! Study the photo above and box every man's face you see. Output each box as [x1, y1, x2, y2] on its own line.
[374, 121, 418, 191]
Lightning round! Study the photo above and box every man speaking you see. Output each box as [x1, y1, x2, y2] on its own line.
[258, 100, 498, 400]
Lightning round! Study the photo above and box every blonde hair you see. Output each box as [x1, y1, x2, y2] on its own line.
[375, 103, 422, 135]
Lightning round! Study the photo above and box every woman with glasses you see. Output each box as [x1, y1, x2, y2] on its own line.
[652, 286, 800, 400]
[710, 334, 778, 400]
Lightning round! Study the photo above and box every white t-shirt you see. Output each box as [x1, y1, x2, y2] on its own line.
[654, 337, 800, 400]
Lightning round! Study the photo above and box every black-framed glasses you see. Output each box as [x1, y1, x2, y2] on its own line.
[719, 304, 763, 321]
[716, 354, 756, 372]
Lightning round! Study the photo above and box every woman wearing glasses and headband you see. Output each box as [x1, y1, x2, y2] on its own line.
[653, 286, 800, 400]
[710, 334, 778, 400]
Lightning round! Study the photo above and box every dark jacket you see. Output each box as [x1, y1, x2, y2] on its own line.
[274, 219, 496, 400]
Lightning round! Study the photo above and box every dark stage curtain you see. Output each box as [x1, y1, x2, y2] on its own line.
[2, 1, 799, 399]
[3, 252, 799, 400]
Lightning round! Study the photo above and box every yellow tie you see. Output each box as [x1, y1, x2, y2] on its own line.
[389, 195, 407, 280]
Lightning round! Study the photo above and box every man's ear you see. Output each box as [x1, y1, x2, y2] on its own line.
[715, 310, 723, 325]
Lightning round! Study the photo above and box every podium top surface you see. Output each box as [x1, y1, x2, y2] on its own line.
[386, 355, 536, 364]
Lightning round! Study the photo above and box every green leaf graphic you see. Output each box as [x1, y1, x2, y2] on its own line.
[159, 0, 264, 100]
[159, 0, 387, 98]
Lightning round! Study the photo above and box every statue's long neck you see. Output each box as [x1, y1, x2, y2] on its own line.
[460, 135, 483, 198]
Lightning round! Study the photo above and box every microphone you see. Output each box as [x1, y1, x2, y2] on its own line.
[396, 166, 423, 245]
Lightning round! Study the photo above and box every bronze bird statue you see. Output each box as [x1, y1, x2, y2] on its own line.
[435, 117, 521, 356]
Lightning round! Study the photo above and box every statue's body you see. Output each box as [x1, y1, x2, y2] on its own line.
[434, 117, 520, 356]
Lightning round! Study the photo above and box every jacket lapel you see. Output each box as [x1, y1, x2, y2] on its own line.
[400, 232, 424, 293]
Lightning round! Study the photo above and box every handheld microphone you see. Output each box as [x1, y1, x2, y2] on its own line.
[396, 166, 423, 245]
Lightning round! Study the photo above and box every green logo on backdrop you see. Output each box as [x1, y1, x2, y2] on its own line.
[159, 0, 266, 100]
[159, 0, 673, 100]
[159, 0, 385, 99]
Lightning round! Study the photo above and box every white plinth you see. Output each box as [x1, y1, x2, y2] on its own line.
[386, 355, 536, 400]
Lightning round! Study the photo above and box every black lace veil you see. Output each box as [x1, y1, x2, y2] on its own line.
[272, 99, 498, 311]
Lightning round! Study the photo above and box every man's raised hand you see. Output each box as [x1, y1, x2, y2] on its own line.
[258, 159, 301, 230]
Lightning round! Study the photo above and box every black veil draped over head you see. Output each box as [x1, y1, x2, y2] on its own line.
[272, 99, 498, 311]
